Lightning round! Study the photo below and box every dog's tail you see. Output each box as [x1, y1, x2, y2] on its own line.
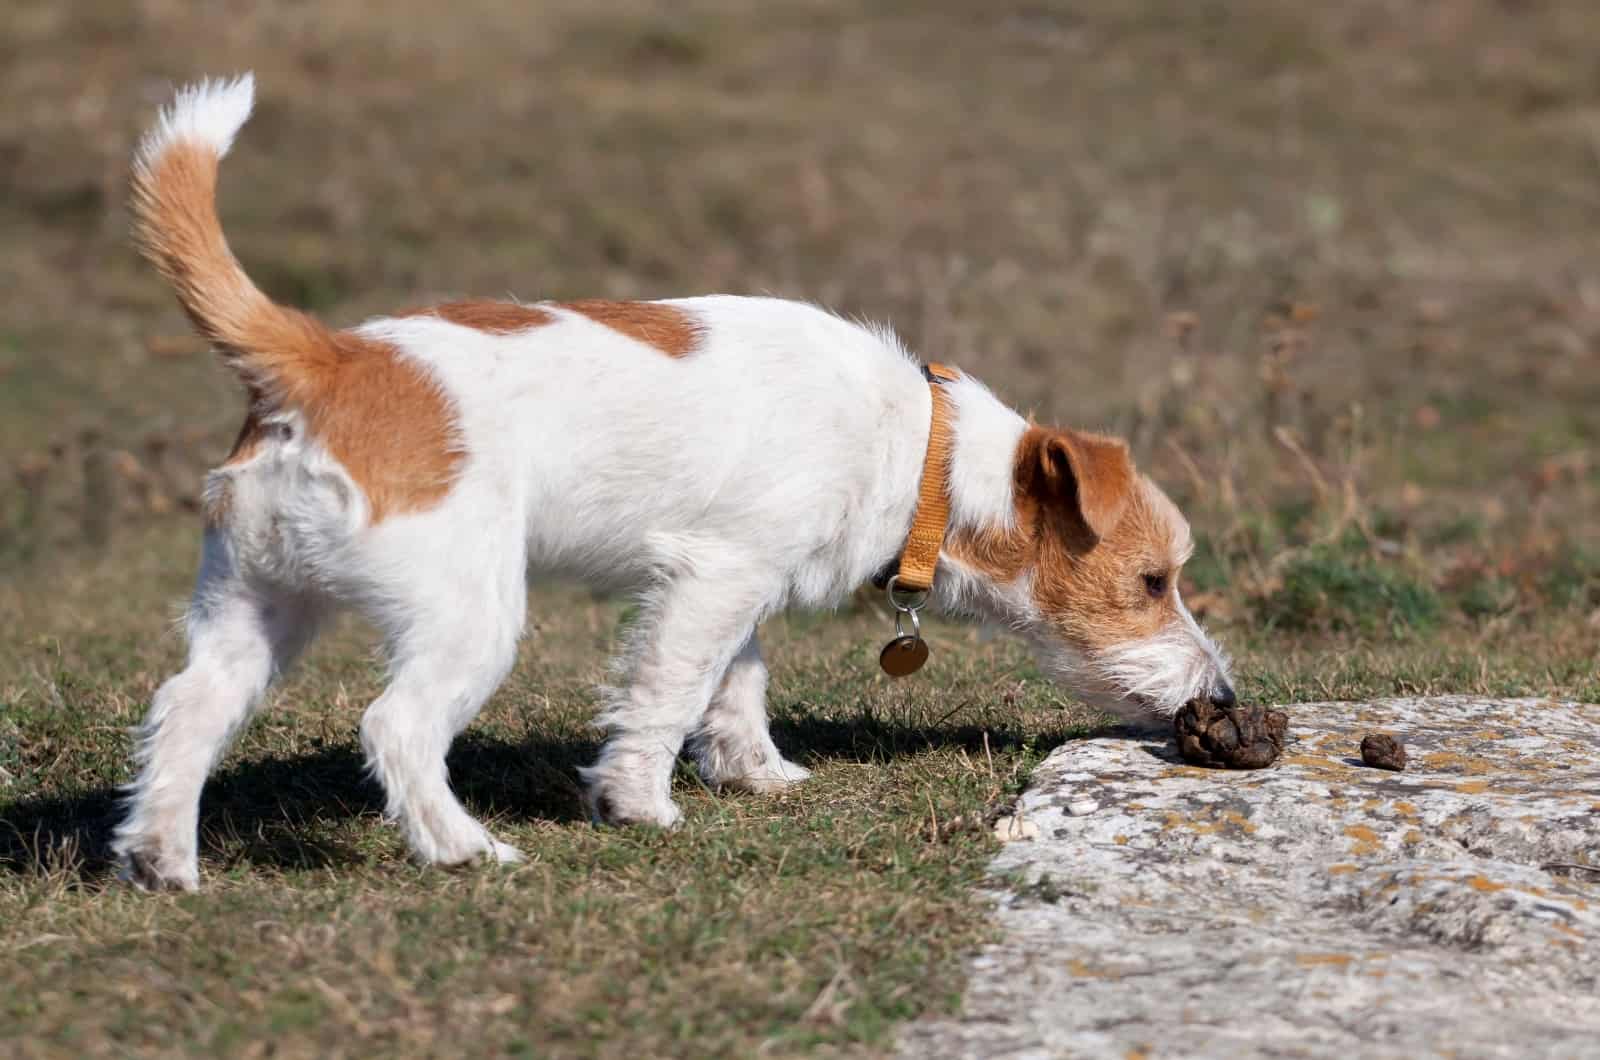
[131, 74, 338, 402]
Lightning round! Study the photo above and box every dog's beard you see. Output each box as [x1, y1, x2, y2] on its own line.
[1035, 622, 1228, 721]
[1093, 625, 1216, 715]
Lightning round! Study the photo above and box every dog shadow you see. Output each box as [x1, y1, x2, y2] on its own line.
[1, 716, 1077, 883]
[0, 730, 599, 883]
[768, 713, 1065, 764]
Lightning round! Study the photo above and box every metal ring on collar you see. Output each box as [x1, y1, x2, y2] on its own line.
[895, 608, 922, 640]
[885, 575, 930, 614]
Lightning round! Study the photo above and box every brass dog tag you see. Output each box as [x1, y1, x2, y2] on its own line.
[879, 635, 929, 677]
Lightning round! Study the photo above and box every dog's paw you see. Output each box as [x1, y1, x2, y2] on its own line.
[425, 825, 526, 869]
[584, 785, 684, 829]
[118, 848, 200, 893]
[716, 757, 812, 795]
[627, 799, 684, 829]
[487, 839, 524, 865]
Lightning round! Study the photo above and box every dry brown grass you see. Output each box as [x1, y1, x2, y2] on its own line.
[3, 0, 1599, 1055]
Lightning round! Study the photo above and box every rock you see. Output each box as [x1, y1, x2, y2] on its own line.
[900, 697, 1600, 1059]
[1173, 699, 1287, 769]
[1361, 732, 1407, 771]
[992, 814, 1040, 842]
[1065, 800, 1099, 817]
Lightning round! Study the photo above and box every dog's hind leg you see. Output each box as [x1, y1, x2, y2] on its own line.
[357, 543, 526, 868]
[688, 631, 811, 794]
[113, 531, 323, 891]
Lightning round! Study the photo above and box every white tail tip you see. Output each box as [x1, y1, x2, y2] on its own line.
[137, 73, 256, 167]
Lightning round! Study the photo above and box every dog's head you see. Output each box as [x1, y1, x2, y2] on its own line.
[949, 426, 1232, 719]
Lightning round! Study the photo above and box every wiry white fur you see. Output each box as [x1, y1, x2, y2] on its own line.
[136, 74, 255, 169]
[1018, 578, 1230, 724]
[942, 375, 1027, 533]
[1092, 592, 1231, 717]
[686, 633, 811, 794]
[112, 533, 323, 890]
[113, 78, 1232, 890]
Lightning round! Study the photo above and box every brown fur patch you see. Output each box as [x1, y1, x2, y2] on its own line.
[1031, 481, 1186, 651]
[134, 141, 464, 524]
[557, 300, 702, 357]
[285, 330, 463, 523]
[392, 299, 701, 356]
[946, 427, 1186, 652]
[1023, 426, 1134, 542]
[210, 328, 464, 524]
[397, 300, 554, 334]
[132, 142, 266, 372]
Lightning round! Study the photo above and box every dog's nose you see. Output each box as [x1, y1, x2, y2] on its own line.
[1209, 683, 1236, 710]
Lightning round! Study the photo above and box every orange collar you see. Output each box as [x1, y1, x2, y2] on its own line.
[889, 363, 960, 594]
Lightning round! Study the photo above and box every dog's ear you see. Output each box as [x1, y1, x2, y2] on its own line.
[1017, 427, 1134, 542]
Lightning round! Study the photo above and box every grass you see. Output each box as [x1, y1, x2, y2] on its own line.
[1, 529, 1083, 1056]
[4, 0, 1600, 1055]
[1257, 541, 1443, 635]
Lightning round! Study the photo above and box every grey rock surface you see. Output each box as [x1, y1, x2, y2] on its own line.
[900, 697, 1600, 1060]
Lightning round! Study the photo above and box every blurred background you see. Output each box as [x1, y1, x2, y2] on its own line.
[3, 0, 1597, 649]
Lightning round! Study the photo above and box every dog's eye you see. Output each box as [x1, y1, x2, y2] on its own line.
[1143, 573, 1168, 599]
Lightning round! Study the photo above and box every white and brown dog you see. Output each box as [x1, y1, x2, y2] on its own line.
[112, 76, 1232, 890]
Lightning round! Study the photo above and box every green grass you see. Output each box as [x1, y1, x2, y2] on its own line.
[1, 525, 1087, 1056]
[4, 0, 1600, 1055]
[3, 539, 1595, 1058]
[1256, 543, 1442, 635]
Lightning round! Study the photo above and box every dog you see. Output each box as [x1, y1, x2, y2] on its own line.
[111, 75, 1233, 891]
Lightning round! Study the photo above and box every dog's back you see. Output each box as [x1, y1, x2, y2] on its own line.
[137, 78, 928, 607]
[357, 295, 926, 597]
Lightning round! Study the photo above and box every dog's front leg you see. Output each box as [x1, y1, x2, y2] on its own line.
[581, 568, 775, 827]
